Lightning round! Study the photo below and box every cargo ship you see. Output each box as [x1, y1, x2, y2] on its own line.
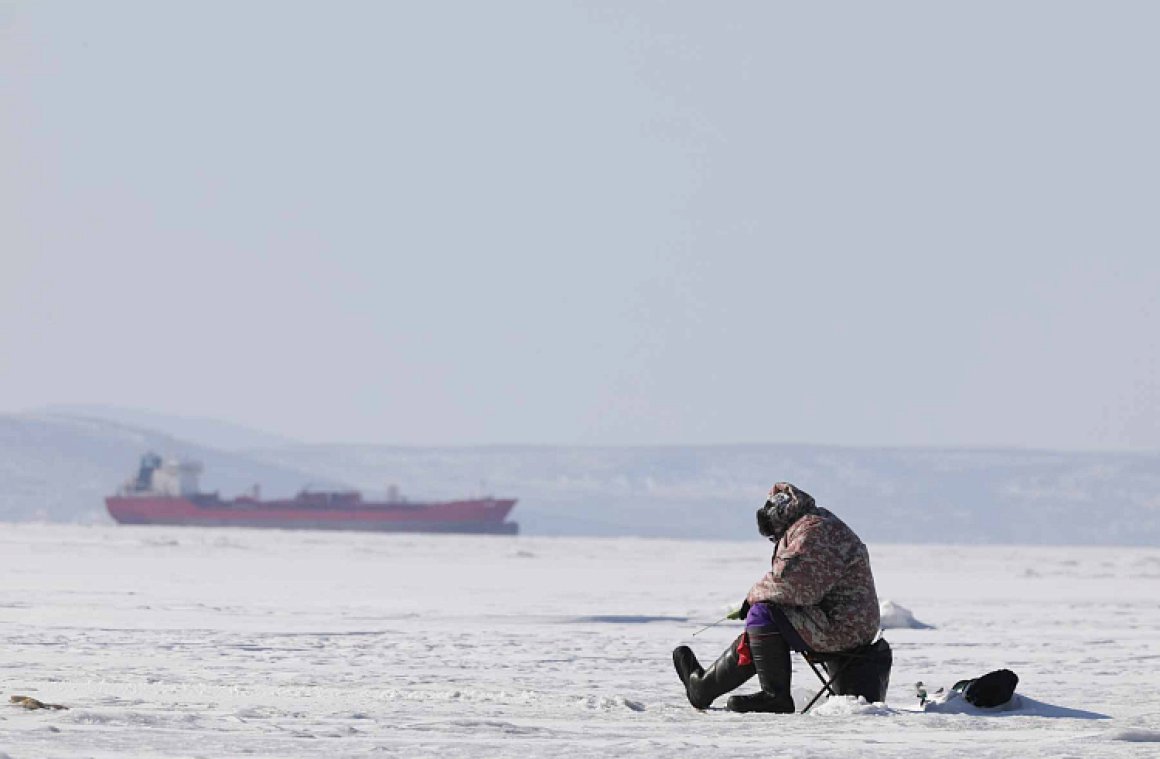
[106, 453, 518, 534]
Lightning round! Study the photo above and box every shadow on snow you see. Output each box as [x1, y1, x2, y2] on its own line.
[924, 694, 1110, 720]
[569, 615, 690, 624]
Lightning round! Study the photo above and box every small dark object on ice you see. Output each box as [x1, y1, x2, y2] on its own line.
[952, 669, 1019, 708]
[10, 695, 69, 710]
[914, 681, 944, 706]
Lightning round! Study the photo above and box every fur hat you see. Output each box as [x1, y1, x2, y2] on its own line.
[756, 482, 816, 540]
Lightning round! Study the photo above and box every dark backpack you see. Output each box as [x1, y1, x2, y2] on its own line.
[952, 669, 1019, 708]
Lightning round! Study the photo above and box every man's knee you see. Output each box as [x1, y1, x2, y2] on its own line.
[746, 602, 808, 652]
[745, 601, 779, 628]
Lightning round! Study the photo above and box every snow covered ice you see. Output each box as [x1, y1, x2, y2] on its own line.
[3, 525, 1160, 758]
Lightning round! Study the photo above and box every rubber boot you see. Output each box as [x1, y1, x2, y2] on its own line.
[672, 635, 755, 709]
[726, 625, 795, 713]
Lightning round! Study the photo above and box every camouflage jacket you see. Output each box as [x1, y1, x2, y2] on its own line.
[746, 483, 880, 653]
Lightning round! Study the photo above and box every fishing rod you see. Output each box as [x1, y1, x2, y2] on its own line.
[691, 612, 733, 637]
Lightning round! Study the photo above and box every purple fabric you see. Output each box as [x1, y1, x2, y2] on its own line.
[745, 602, 810, 652]
[745, 602, 779, 628]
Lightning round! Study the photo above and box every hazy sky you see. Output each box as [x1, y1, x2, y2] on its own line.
[4, 2, 1159, 449]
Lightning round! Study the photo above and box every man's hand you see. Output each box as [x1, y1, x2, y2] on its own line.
[726, 599, 751, 621]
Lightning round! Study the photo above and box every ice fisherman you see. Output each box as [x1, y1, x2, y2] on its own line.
[673, 482, 885, 713]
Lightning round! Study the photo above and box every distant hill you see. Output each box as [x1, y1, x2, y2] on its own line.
[246, 444, 1160, 545]
[0, 414, 342, 523]
[3, 412, 1159, 545]
[33, 404, 299, 452]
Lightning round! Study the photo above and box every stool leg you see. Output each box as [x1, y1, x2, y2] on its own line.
[801, 656, 842, 714]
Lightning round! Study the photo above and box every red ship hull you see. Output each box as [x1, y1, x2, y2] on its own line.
[106, 495, 519, 534]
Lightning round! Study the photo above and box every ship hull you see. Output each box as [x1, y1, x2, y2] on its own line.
[106, 496, 519, 535]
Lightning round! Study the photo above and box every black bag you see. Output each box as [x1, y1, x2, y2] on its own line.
[952, 668, 1019, 708]
[822, 638, 893, 702]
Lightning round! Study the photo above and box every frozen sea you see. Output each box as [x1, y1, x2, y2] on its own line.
[2, 524, 1159, 758]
